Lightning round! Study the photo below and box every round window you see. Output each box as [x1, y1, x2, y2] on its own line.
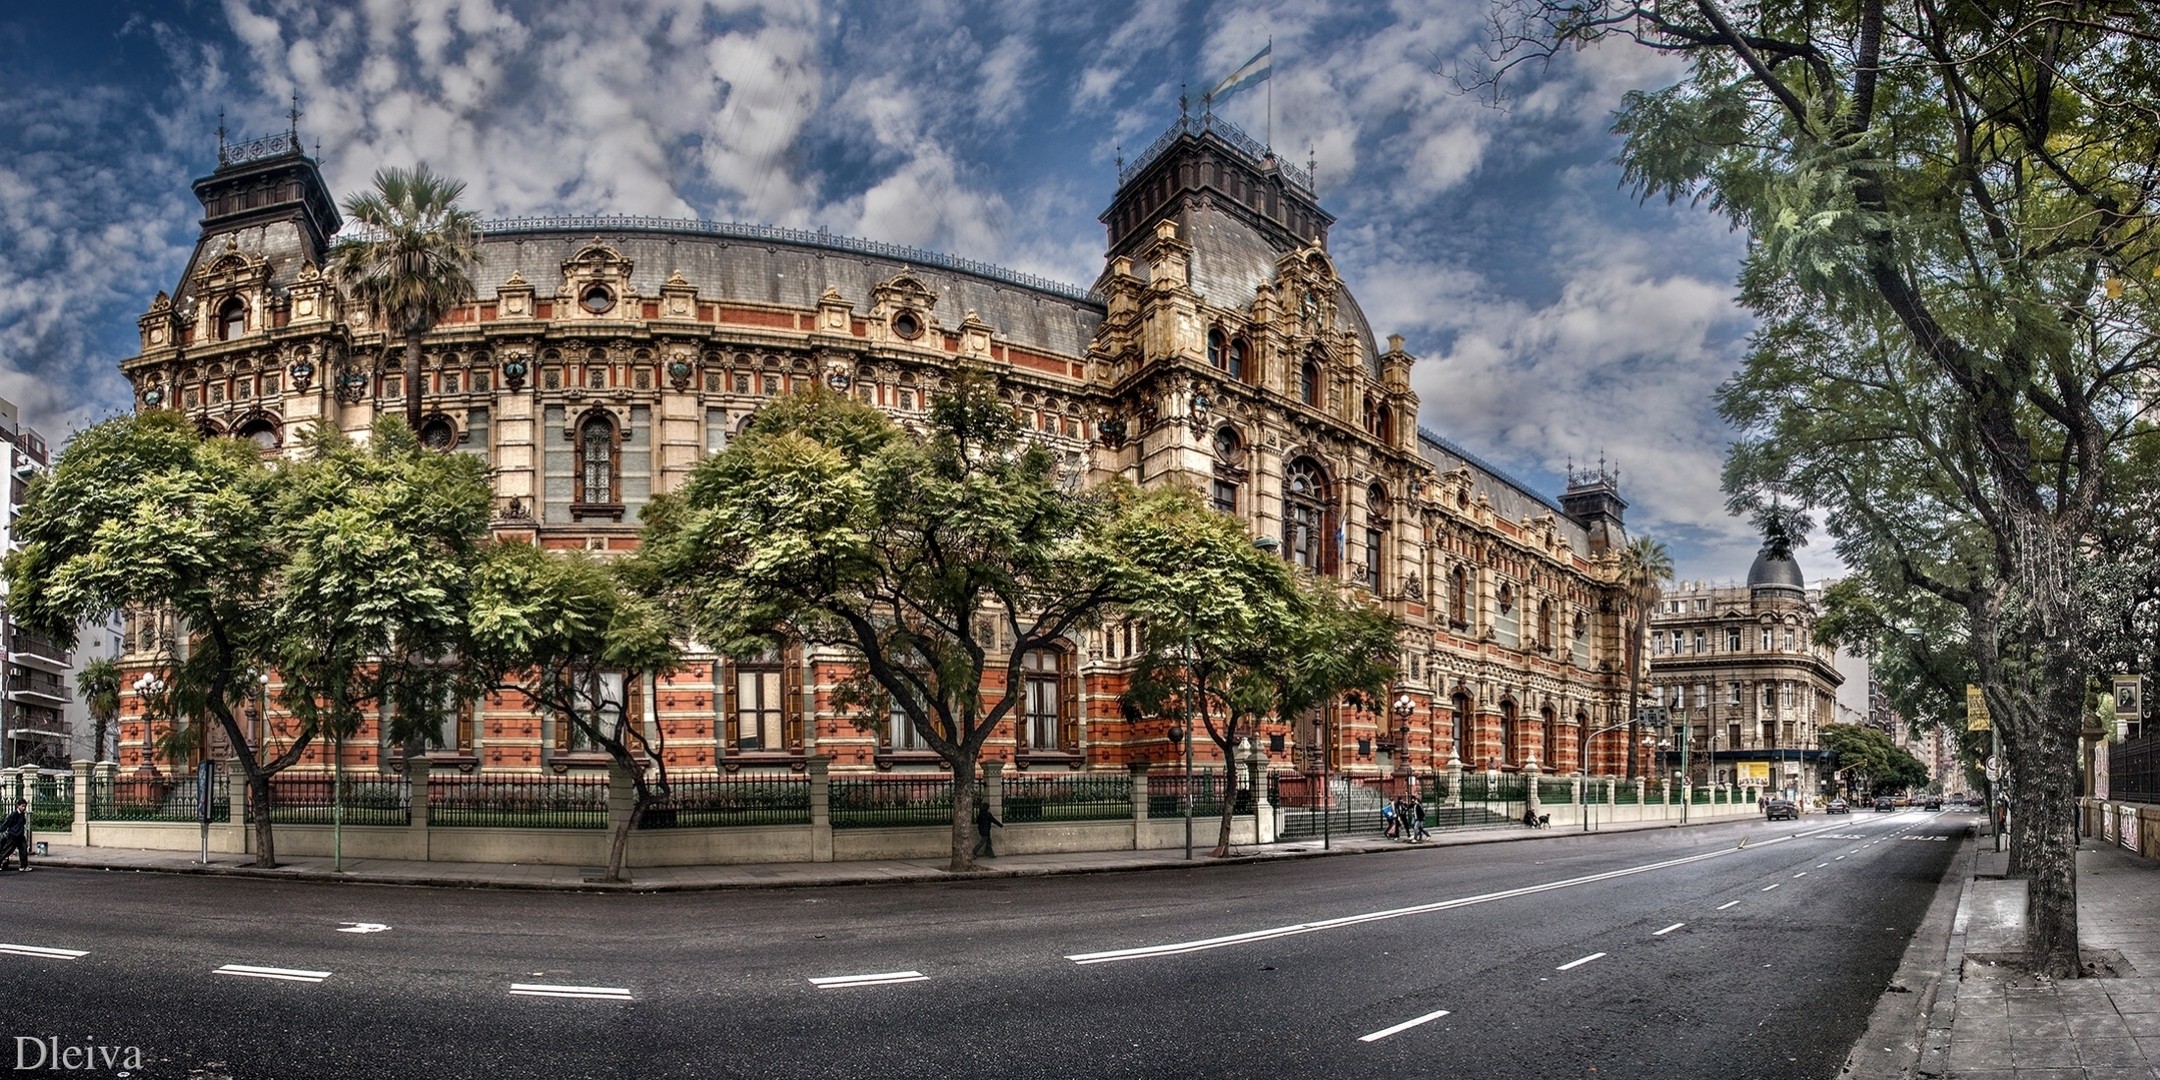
[891, 310, 923, 339]
[419, 418, 456, 451]
[580, 284, 615, 314]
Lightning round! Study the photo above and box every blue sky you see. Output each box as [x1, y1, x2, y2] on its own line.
[0, 0, 1801, 586]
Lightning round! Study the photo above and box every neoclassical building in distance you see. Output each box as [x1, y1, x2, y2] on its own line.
[113, 114, 1653, 783]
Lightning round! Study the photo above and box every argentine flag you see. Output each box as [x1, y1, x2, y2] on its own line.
[1207, 42, 1272, 104]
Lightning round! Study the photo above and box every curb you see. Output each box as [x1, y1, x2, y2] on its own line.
[1839, 825, 1977, 1080]
[29, 812, 1767, 894]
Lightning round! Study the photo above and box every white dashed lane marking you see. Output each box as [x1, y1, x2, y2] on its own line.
[0, 944, 87, 960]
[1653, 923, 1685, 937]
[510, 983, 633, 1001]
[1761, 883, 1781, 892]
[213, 964, 330, 984]
[1556, 953, 1607, 971]
[1794, 872, 1808, 878]
[1359, 1009, 1451, 1042]
[1717, 900, 1741, 910]
[809, 971, 928, 989]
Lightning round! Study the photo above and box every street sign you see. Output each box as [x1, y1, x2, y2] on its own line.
[1638, 707, 1669, 728]
[195, 762, 215, 825]
[1984, 755, 2000, 783]
[1966, 685, 1991, 732]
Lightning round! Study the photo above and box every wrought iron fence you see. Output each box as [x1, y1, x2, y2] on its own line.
[829, 776, 979, 829]
[429, 773, 608, 829]
[1002, 773, 1132, 823]
[1693, 785, 1713, 805]
[1614, 781, 1640, 806]
[2110, 735, 2160, 803]
[29, 773, 72, 832]
[243, 775, 410, 826]
[89, 773, 229, 822]
[640, 771, 811, 829]
[1146, 770, 1229, 818]
[1537, 778, 1576, 803]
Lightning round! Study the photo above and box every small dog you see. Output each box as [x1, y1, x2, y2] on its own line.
[1524, 811, 1551, 829]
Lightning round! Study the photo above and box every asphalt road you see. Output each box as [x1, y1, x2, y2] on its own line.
[0, 809, 1970, 1080]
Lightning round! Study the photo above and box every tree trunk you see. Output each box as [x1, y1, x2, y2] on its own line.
[404, 328, 424, 431]
[605, 799, 642, 884]
[1212, 741, 1239, 858]
[2023, 662, 2082, 977]
[949, 752, 981, 873]
[249, 772, 277, 868]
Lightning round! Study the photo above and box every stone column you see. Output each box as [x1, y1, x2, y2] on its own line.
[1634, 778, 1647, 805]
[981, 760, 1004, 823]
[70, 760, 92, 847]
[1524, 757, 1543, 816]
[407, 757, 432, 862]
[1445, 757, 1464, 808]
[808, 756, 833, 863]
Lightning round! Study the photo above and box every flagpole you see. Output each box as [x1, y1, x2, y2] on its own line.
[1266, 36, 1274, 150]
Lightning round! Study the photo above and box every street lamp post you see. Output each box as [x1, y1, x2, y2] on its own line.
[131, 673, 167, 775]
[1577, 715, 1645, 832]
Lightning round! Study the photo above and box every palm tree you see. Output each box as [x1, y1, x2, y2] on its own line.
[1617, 536, 1674, 779]
[76, 657, 122, 762]
[328, 164, 483, 431]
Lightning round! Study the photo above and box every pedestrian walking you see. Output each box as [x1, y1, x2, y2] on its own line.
[1381, 797, 1398, 839]
[0, 799, 30, 871]
[973, 800, 1002, 858]
[1410, 798, 1430, 842]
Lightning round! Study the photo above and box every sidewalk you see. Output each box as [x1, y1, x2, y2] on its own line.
[25, 814, 1717, 892]
[1921, 839, 2160, 1079]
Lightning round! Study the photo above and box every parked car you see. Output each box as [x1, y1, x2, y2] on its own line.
[1764, 799, 1799, 821]
[1873, 796, 1895, 812]
[1826, 798, 1850, 814]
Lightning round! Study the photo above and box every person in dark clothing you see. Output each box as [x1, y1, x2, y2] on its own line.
[0, 799, 29, 871]
[973, 801, 1002, 858]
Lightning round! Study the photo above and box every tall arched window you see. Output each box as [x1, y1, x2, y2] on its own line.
[218, 298, 246, 341]
[1375, 404, 1393, 445]
[576, 412, 618, 508]
[1210, 426, 1244, 514]
[1449, 565, 1469, 628]
[1450, 691, 1472, 765]
[1363, 483, 1390, 592]
[1538, 600, 1554, 650]
[1300, 359, 1322, 406]
[1498, 699, 1518, 768]
[1540, 706, 1557, 767]
[1206, 328, 1225, 369]
[1228, 338, 1247, 381]
[1282, 457, 1331, 573]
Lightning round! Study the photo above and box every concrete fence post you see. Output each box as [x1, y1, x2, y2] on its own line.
[808, 756, 832, 863]
[1445, 758, 1464, 808]
[70, 760, 91, 847]
[1129, 762, 1150, 851]
[407, 757, 432, 862]
[981, 760, 1004, 824]
[1245, 746, 1272, 844]
[1524, 758, 1543, 816]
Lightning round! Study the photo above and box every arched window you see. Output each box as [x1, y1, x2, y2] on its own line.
[1206, 328, 1225, 369]
[576, 412, 618, 508]
[1449, 565, 1469, 628]
[1300, 359, 1322, 406]
[1541, 706, 1557, 767]
[1538, 600, 1554, 650]
[1375, 404, 1393, 445]
[235, 418, 279, 452]
[1450, 692, 1472, 765]
[1364, 483, 1390, 591]
[1210, 426, 1243, 514]
[1498, 699, 1518, 768]
[218, 298, 246, 341]
[1282, 457, 1332, 573]
[1228, 338, 1247, 381]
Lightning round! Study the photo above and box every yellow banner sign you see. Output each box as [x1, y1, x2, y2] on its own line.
[1966, 685, 1991, 732]
[1738, 761, 1769, 783]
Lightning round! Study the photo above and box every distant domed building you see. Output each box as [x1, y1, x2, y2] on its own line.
[113, 113, 1651, 784]
[1646, 543, 1843, 800]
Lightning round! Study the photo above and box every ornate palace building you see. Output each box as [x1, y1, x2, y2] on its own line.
[1645, 547, 1844, 799]
[112, 114, 1650, 782]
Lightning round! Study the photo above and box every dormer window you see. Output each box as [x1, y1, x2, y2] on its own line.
[579, 284, 615, 314]
[891, 310, 924, 340]
[218, 298, 246, 341]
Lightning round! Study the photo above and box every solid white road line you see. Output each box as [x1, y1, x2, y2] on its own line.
[1066, 840, 1796, 966]
[1653, 923, 1685, 937]
[213, 964, 330, 983]
[509, 983, 633, 1001]
[0, 944, 87, 960]
[1761, 883, 1781, 892]
[1716, 900, 1741, 910]
[1556, 952, 1607, 971]
[809, 971, 928, 988]
[1359, 1009, 1451, 1043]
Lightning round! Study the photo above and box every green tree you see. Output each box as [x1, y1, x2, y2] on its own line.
[468, 542, 680, 883]
[328, 163, 483, 431]
[1480, 0, 2160, 979]
[1115, 489, 1403, 856]
[1617, 536, 1673, 779]
[640, 371, 1131, 871]
[3, 412, 493, 866]
[1820, 722, 1930, 797]
[74, 657, 122, 763]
